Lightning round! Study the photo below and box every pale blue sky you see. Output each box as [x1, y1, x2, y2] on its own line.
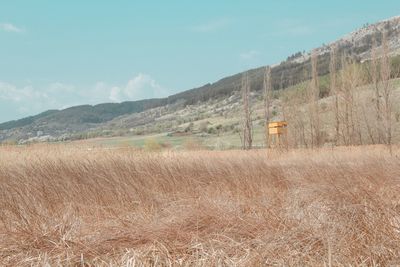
[0, 1, 399, 122]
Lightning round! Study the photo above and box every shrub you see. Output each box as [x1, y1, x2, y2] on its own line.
[207, 127, 217, 134]
[144, 138, 162, 151]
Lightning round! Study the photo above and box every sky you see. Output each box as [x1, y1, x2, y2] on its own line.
[0, 1, 399, 123]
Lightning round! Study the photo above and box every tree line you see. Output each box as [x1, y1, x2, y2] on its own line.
[241, 30, 399, 151]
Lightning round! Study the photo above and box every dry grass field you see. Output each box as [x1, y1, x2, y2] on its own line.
[1, 145, 400, 266]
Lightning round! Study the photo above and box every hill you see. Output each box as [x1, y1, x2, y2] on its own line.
[1, 16, 400, 144]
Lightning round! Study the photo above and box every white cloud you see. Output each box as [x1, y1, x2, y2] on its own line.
[0, 81, 54, 121]
[109, 86, 121, 102]
[0, 82, 46, 102]
[48, 82, 76, 93]
[0, 23, 23, 33]
[240, 50, 260, 61]
[191, 18, 231, 33]
[108, 73, 167, 102]
[0, 73, 167, 122]
[126, 73, 165, 99]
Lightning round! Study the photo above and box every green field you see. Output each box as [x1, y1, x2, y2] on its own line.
[77, 124, 268, 150]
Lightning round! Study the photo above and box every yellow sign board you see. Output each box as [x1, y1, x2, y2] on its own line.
[268, 121, 288, 135]
[269, 127, 287, 135]
[266, 121, 288, 148]
[268, 121, 287, 129]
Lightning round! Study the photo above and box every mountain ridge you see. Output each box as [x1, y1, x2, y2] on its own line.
[1, 16, 400, 143]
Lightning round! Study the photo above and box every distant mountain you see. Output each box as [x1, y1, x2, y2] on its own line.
[1, 16, 400, 143]
[0, 99, 166, 130]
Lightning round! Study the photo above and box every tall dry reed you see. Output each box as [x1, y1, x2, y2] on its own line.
[0, 145, 400, 266]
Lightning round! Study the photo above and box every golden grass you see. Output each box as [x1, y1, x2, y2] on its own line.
[1, 145, 400, 266]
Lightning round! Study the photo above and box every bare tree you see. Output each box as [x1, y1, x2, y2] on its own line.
[280, 70, 285, 90]
[241, 72, 252, 150]
[283, 83, 309, 148]
[309, 51, 321, 147]
[330, 45, 340, 145]
[361, 103, 376, 144]
[340, 55, 364, 146]
[263, 66, 272, 147]
[380, 31, 393, 152]
[351, 62, 363, 145]
[371, 35, 384, 143]
[340, 55, 353, 145]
